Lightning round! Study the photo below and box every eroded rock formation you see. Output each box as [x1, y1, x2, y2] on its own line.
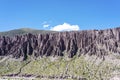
[0, 27, 120, 60]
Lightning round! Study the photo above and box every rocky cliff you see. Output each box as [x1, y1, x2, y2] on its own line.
[0, 27, 120, 60]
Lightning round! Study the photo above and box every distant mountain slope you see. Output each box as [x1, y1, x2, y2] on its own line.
[0, 28, 55, 37]
[0, 27, 120, 80]
[1, 27, 120, 60]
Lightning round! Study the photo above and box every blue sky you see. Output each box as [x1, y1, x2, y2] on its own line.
[0, 0, 120, 31]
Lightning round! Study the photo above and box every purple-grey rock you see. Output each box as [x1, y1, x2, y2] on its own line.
[0, 27, 120, 60]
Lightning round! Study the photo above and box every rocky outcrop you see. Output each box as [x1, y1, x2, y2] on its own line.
[0, 27, 120, 60]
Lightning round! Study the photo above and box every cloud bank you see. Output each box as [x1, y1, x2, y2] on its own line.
[51, 23, 79, 31]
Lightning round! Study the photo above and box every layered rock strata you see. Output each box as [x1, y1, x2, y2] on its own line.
[0, 28, 120, 60]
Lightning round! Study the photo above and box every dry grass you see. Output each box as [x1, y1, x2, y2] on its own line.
[0, 54, 120, 80]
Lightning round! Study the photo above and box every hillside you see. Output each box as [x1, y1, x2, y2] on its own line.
[0, 28, 55, 37]
[0, 27, 120, 80]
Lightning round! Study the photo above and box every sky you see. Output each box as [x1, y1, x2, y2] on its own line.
[0, 0, 120, 31]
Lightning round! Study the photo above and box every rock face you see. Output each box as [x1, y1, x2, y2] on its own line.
[0, 27, 120, 60]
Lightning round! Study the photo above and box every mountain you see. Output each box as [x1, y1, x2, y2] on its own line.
[0, 27, 120, 59]
[0, 28, 55, 37]
[0, 27, 120, 80]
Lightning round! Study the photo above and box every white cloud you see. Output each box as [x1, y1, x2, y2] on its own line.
[43, 24, 50, 28]
[42, 21, 50, 28]
[51, 23, 80, 31]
